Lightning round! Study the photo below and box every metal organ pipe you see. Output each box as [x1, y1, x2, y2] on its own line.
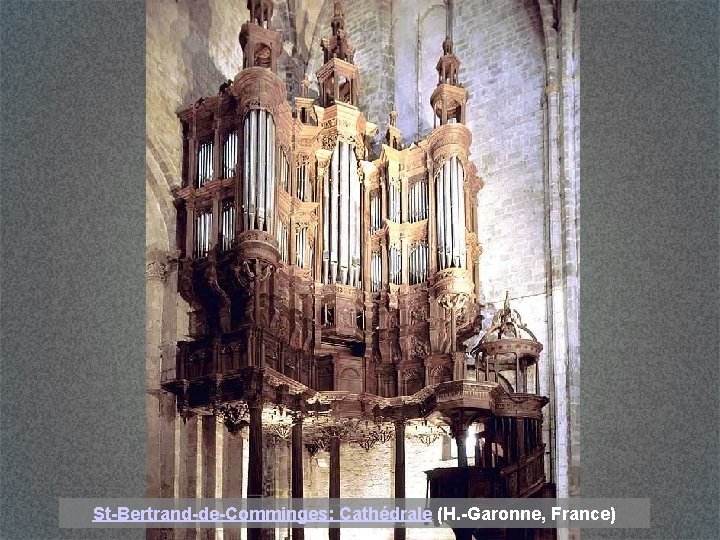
[267, 116, 275, 233]
[330, 145, 339, 283]
[350, 149, 360, 287]
[221, 199, 235, 250]
[223, 132, 238, 178]
[323, 168, 330, 283]
[450, 156, 459, 267]
[243, 119, 250, 230]
[196, 142, 214, 188]
[339, 141, 350, 285]
[240, 109, 276, 234]
[296, 226, 306, 267]
[247, 110, 257, 229]
[371, 251, 381, 292]
[457, 161, 467, 263]
[443, 159, 452, 269]
[436, 172, 445, 268]
[433, 157, 467, 269]
[423, 179, 428, 220]
[322, 141, 361, 287]
[257, 111, 267, 231]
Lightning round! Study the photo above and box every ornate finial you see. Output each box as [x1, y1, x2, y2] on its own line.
[479, 292, 538, 342]
[300, 76, 310, 97]
[331, 1, 345, 36]
[389, 109, 398, 127]
[321, 0, 354, 65]
[247, 0, 274, 28]
[442, 36, 453, 55]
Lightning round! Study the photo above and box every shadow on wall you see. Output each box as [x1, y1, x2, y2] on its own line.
[181, 0, 229, 106]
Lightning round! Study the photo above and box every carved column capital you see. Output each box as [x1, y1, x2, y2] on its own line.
[146, 249, 181, 283]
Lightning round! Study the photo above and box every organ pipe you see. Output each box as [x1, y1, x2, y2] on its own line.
[221, 199, 235, 250]
[371, 251, 381, 292]
[267, 118, 275, 233]
[390, 245, 401, 285]
[330, 144, 339, 282]
[296, 163, 307, 200]
[323, 168, 330, 282]
[370, 191, 381, 232]
[257, 111, 267, 230]
[436, 171, 445, 267]
[443, 159, 452, 269]
[277, 221, 288, 264]
[248, 110, 257, 228]
[195, 210, 212, 258]
[322, 141, 362, 287]
[350, 150, 360, 286]
[223, 132, 238, 178]
[409, 243, 428, 285]
[241, 109, 276, 233]
[435, 157, 467, 269]
[457, 160, 467, 263]
[197, 141, 214, 188]
[339, 141, 349, 284]
[450, 156, 459, 267]
[243, 118, 250, 230]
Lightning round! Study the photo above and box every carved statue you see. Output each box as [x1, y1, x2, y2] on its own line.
[331, 1, 345, 35]
[442, 36, 453, 55]
[389, 109, 398, 127]
[247, 0, 274, 27]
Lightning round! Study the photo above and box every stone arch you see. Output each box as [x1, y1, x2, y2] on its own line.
[146, 141, 177, 251]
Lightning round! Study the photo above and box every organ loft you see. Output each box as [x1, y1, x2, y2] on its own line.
[162, 1, 556, 539]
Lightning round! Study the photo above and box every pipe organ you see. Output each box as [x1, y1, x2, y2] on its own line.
[164, 2, 555, 526]
[174, 0, 484, 402]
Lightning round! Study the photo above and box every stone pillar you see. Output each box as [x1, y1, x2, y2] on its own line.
[454, 427, 468, 468]
[146, 251, 179, 540]
[201, 415, 221, 540]
[516, 418, 525, 459]
[222, 428, 244, 540]
[291, 421, 304, 540]
[262, 431, 277, 540]
[247, 399, 263, 540]
[328, 436, 341, 540]
[179, 415, 200, 540]
[394, 420, 406, 540]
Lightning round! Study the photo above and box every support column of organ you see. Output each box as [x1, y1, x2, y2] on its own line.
[291, 421, 304, 540]
[328, 435, 341, 540]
